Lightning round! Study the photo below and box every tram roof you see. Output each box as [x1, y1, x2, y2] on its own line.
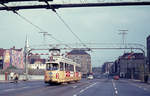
[46, 55, 81, 67]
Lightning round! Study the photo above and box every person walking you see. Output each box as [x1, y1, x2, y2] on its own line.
[10, 72, 14, 81]
[13, 73, 19, 83]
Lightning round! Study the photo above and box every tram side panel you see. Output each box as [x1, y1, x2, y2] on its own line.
[45, 71, 81, 84]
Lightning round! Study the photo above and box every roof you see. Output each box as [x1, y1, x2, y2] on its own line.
[120, 52, 144, 59]
[0, 47, 22, 57]
[67, 50, 89, 55]
[30, 58, 46, 64]
[147, 35, 150, 40]
[10, 46, 22, 51]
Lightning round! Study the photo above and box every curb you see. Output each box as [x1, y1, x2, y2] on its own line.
[129, 79, 150, 85]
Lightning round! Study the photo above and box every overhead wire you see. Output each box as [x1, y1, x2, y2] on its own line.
[1, 2, 87, 50]
[55, 12, 87, 47]
[43, 1, 89, 49]
[15, 12, 66, 46]
[0, 3, 71, 48]
[45, 33, 72, 48]
[54, 11, 88, 49]
[14, 12, 44, 32]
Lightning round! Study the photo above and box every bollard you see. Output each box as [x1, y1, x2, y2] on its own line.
[5, 72, 8, 81]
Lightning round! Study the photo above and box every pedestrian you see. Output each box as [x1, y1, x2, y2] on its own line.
[144, 75, 148, 83]
[10, 72, 14, 80]
[13, 73, 19, 83]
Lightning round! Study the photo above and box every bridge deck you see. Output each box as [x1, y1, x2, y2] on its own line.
[0, 2, 150, 11]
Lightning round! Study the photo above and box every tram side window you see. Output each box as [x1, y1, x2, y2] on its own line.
[76, 66, 81, 72]
[65, 63, 74, 71]
[65, 63, 69, 71]
[46, 63, 51, 70]
[60, 62, 64, 71]
[52, 63, 59, 70]
[70, 65, 74, 71]
[47, 63, 59, 70]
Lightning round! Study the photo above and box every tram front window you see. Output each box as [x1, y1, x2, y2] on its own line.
[46, 63, 59, 70]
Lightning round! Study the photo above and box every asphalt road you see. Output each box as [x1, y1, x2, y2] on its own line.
[0, 79, 150, 96]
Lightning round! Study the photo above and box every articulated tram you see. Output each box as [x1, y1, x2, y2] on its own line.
[44, 49, 81, 84]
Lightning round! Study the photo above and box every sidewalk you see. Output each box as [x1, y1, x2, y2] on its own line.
[128, 79, 150, 84]
[125, 79, 150, 91]
[0, 80, 25, 83]
[0, 80, 12, 83]
[0, 79, 43, 83]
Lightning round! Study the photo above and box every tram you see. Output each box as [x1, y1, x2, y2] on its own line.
[44, 49, 81, 84]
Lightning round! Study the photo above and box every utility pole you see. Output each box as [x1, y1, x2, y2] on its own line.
[24, 36, 30, 80]
[39, 32, 47, 44]
[39, 32, 52, 44]
[118, 29, 128, 47]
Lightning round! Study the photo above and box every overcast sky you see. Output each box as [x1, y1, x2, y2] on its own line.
[0, 4, 150, 67]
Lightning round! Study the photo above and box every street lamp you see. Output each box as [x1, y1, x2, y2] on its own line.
[24, 49, 32, 80]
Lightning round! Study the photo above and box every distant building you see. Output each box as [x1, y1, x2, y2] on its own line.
[66, 50, 91, 75]
[147, 35, 150, 71]
[0, 47, 24, 70]
[0, 48, 5, 69]
[92, 67, 102, 74]
[28, 55, 41, 64]
[28, 61, 46, 69]
[113, 59, 121, 75]
[28, 55, 46, 69]
[102, 62, 113, 74]
[118, 52, 145, 79]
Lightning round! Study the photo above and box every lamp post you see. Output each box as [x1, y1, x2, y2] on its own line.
[25, 52, 28, 80]
[24, 49, 32, 80]
[24, 36, 31, 81]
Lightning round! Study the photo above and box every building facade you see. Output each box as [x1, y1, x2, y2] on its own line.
[28, 55, 46, 69]
[28, 62, 46, 69]
[0, 47, 24, 70]
[147, 35, 150, 71]
[102, 62, 113, 74]
[66, 50, 91, 75]
[118, 52, 145, 79]
[0, 48, 5, 69]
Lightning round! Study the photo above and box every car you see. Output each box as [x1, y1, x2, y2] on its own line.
[113, 75, 119, 80]
[96, 75, 101, 79]
[87, 75, 94, 80]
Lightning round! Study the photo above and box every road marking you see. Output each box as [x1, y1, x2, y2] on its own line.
[21, 86, 30, 89]
[3, 86, 30, 92]
[72, 86, 77, 88]
[143, 88, 147, 91]
[80, 89, 84, 93]
[115, 90, 118, 94]
[112, 79, 118, 96]
[73, 82, 97, 96]
[3, 88, 15, 92]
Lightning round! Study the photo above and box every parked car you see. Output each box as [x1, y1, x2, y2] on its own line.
[87, 75, 94, 80]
